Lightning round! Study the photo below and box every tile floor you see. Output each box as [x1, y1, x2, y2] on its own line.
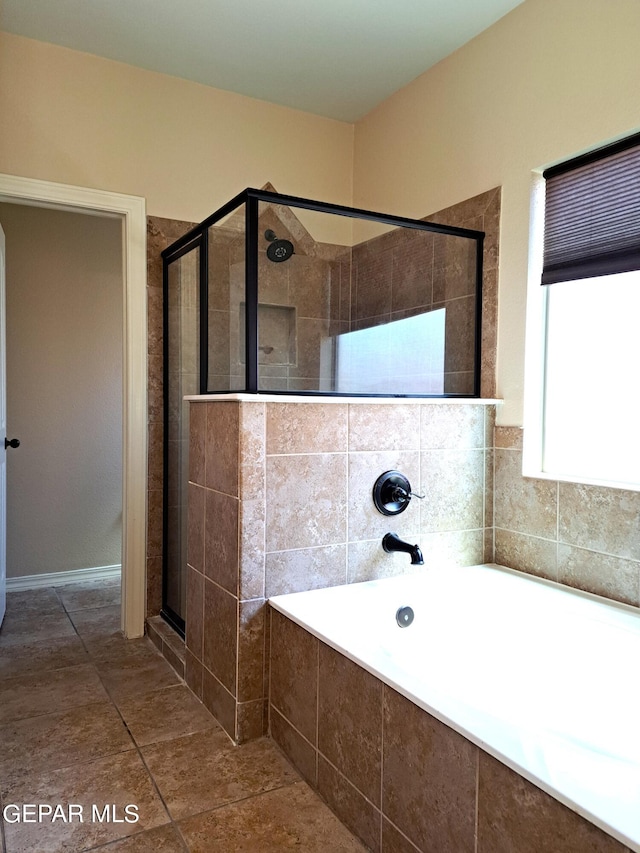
[0, 579, 366, 852]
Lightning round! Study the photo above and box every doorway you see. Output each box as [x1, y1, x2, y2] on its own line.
[0, 174, 147, 638]
[0, 203, 123, 587]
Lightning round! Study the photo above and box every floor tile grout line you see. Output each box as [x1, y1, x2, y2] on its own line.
[62, 606, 183, 848]
[1, 581, 365, 852]
[0, 788, 7, 853]
[1, 746, 142, 793]
[96, 663, 180, 833]
[160, 776, 306, 828]
[3, 587, 155, 850]
[0, 696, 130, 734]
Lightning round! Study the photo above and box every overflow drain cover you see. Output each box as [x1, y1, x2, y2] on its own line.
[396, 605, 414, 628]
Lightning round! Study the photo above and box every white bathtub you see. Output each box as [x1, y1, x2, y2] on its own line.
[269, 563, 640, 850]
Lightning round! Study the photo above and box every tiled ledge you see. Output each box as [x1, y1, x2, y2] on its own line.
[185, 393, 502, 405]
[147, 616, 186, 680]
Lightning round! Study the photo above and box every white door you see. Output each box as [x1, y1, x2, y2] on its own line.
[0, 225, 6, 626]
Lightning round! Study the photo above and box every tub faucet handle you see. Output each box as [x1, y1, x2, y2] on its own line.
[373, 471, 424, 516]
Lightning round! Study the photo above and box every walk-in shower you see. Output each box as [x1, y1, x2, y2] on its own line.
[160, 187, 484, 633]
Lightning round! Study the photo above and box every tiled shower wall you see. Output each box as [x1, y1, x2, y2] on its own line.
[185, 399, 495, 743]
[494, 427, 640, 607]
[146, 188, 501, 615]
[147, 216, 196, 616]
[350, 186, 500, 396]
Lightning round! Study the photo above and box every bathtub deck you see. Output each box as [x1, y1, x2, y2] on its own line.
[269, 563, 640, 851]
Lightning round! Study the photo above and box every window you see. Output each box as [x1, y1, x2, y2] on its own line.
[525, 133, 640, 489]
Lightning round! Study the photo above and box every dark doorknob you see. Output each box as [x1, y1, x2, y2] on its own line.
[4, 438, 20, 449]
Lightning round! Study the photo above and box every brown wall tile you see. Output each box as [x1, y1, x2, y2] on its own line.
[477, 753, 628, 853]
[202, 668, 235, 741]
[494, 528, 557, 582]
[318, 643, 383, 807]
[187, 484, 205, 575]
[236, 699, 266, 743]
[185, 566, 204, 660]
[348, 404, 419, 452]
[204, 489, 239, 594]
[494, 448, 557, 540]
[147, 216, 197, 615]
[383, 687, 477, 853]
[239, 498, 266, 600]
[189, 402, 206, 485]
[557, 544, 640, 607]
[239, 402, 265, 499]
[203, 580, 237, 695]
[147, 421, 163, 492]
[381, 819, 422, 853]
[317, 756, 381, 852]
[269, 610, 318, 745]
[185, 648, 203, 702]
[491, 424, 640, 608]
[237, 600, 266, 703]
[420, 449, 485, 533]
[494, 425, 523, 450]
[420, 404, 487, 450]
[558, 482, 640, 561]
[270, 706, 317, 786]
[265, 544, 347, 597]
[146, 556, 162, 618]
[205, 402, 240, 496]
[266, 454, 347, 551]
[266, 403, 348, 455]
[348, 450, 420, 542]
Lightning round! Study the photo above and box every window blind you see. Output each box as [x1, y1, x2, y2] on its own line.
[542, 133, 640, 285]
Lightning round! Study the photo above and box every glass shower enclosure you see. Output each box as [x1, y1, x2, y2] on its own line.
[161, 188, 484, 633]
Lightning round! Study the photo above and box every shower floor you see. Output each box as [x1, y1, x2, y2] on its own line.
[0, 578, 365, 852]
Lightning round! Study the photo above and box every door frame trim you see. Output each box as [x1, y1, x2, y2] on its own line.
[0, 173, 147, 637]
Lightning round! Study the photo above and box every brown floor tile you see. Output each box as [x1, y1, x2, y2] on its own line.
[1, 751, 170, 853]
[57, 579, 121, 612]
[0, 702, 133, 781]
[0, 634, 89, 680]
[69, 605, 122, 638]
[117, 685, 218, 747]
[86, 823, 187, 852]
[94, 647, 182, 702]
[5, 587, 65, 615]
[83, 635, 159, 664]
[177, 781, 367, 852]
[0, 663, 109, 724]
[141, 730, 299, 820]
[0, 609, 76, 647]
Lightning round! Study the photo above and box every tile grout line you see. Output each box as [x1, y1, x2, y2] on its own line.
[0, 584, 180, 851]
[0, 787, 7, 853]
[81, 626, 186, 848]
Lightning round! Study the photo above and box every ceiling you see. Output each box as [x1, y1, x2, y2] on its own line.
[1, 0, 525, 122]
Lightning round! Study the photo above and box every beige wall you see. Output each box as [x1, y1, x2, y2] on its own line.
[353, 0, 640, 424]
[3, 2, 640, 424]
[0, 32, 354, 224]
[0, 203, 122, 578]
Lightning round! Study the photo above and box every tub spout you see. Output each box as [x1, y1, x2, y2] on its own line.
[382, 532, 424, 565]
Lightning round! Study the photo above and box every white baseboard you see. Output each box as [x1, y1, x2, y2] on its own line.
[6, 565, 122, 592]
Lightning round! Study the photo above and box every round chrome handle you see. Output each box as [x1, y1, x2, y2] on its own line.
[4, 438, 20, 449]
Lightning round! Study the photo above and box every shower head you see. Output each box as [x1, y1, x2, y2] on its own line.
[264, 229, 294, 263]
